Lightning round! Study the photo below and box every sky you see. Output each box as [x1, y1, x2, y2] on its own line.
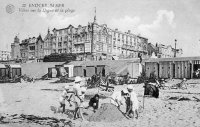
[0, 0, 200, 57]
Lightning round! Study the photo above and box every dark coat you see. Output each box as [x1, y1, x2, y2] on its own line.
[89, 94, 99, 109]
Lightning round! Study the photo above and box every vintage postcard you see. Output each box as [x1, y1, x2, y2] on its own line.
[0, 0, 200, 127]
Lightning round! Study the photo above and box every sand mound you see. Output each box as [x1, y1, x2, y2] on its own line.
[89, 103, 125, 122]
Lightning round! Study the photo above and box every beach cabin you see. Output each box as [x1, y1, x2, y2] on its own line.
[65, 59, 142, 79]
[48, 67, 57, 78]
[63, 64, 74, 78]
[145, 57, 200, 79]
[0, 63, 9, 80]
[8, 64, 21, 79]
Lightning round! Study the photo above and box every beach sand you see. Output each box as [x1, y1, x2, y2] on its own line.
[0, 78, 200, 127]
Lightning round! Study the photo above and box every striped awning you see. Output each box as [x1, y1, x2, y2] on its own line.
[194, 60, 200, 64]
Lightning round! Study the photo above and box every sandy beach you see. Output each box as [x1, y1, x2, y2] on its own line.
[0, 78, 200, 127]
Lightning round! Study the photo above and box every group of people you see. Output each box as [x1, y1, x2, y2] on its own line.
[58, 76, 139, 121]
[110, 85, 139, 119]
[58, 76, 99, 121]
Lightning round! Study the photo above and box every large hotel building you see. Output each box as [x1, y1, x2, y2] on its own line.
[11, 14, 182, 62]
[51, 16, 148, 61]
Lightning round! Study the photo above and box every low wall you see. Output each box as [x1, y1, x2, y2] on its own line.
[21, 62, 64, 78]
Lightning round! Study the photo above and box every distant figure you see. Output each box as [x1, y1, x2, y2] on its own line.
[125, 85, 139, 119]
[86, 94, 100, 112]
[124, 72, 130, 84]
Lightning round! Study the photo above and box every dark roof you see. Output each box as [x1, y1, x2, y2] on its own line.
[36, 35, 43, 43]
[53, 24, 75, 31]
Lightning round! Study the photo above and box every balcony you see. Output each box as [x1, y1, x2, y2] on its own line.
[74, 40, 89, 45]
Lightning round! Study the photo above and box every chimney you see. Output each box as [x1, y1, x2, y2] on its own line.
[115, 28, 118, 31]
[128, 30, 131, 33]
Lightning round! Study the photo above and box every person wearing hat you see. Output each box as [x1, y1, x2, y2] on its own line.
[110, 89, 129, 109]
[73, 86, 87, 121]
[72, 76, 86, 120]
[58, 85, 72, 113]
[126, 85, 139, 119]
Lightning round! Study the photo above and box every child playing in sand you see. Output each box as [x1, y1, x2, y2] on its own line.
[110, 89, 128, 109]
[86, 94, 100, 112]
[125, 85, 139, 119]
[72, 76, 88, 121]
[73, 87, 87, 121]
[59, 85, 73, 113]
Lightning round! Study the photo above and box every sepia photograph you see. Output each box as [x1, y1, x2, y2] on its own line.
[0, 0, 200, 126]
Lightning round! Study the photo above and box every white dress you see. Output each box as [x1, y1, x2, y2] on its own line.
[129, 91, 139, 110]
[110, 91, 122, 106]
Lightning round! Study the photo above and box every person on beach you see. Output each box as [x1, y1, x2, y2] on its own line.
[58, 85, 72, 113]
[76, 87, 87, 120]
[86, 94, 100, 112]
[110, 89, 128, 109]
[125, 85, 139, 119]
[73, 76, 86, 121]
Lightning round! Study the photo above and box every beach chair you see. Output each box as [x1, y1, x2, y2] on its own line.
[93, 75, 114, 93]
[98, 77, 114, 92]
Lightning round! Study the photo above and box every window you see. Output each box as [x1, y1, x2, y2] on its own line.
[118, 33, 120, 38]
[107, 38, 111, 44]
[144, 45, 147, 50]
[64, 41, 67, 46]
[99, 34, 101, 41]
[40, 45, 43, 49]
[65, 36, 68, 40]
[108, 48, 111, 53]
[113, 41, 116, 46]
[64, 48, 67, 53]
[30, 46, 35, 50]
[102, 36, 105, 42]
[59, 31, 62, 34]
[80, 47, 83, 51]
[58, 49, 62, 53]
[58, 42, 62, 47]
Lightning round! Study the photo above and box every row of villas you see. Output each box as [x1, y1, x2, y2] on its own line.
[147, 43, 183, 58]
[11, 18, 182, 62]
